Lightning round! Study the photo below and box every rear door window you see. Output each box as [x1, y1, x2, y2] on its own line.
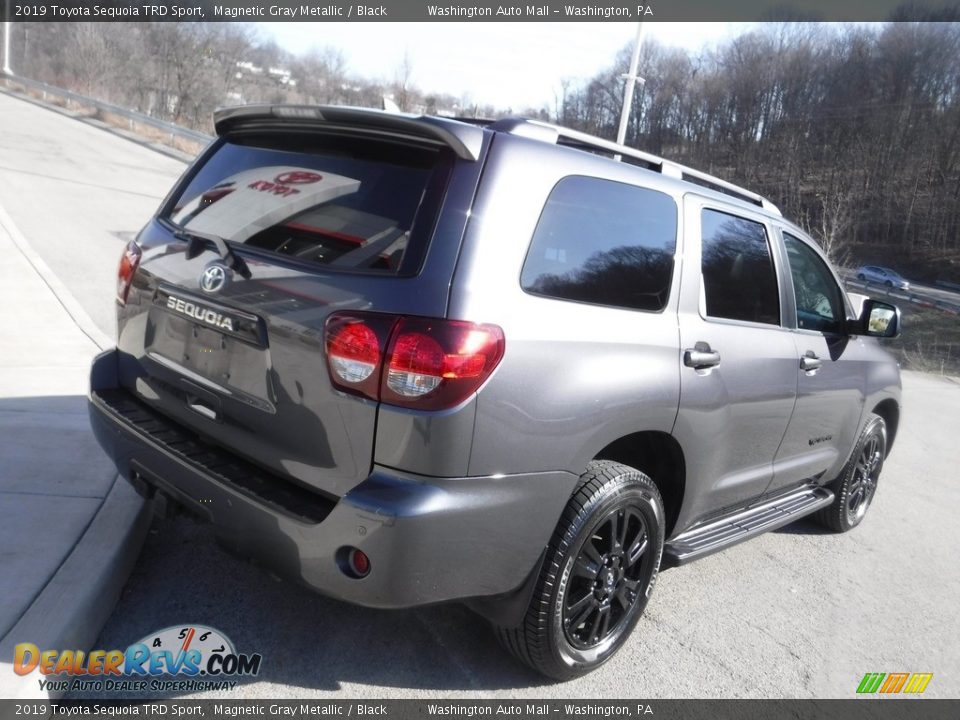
[521, 176, 678, 312]
[165, 133, 451, 275]
[700, 209, 780, 325]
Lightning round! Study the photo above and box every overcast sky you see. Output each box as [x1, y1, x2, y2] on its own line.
[258, 22, 756, 109]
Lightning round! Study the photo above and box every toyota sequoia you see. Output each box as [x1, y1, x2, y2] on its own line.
[89, 106, 902, 679]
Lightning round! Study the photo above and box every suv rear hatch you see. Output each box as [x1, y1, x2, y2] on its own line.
[115, 107, 486, 499]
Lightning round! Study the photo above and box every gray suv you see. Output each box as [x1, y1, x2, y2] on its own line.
[89, 106, 902, 679]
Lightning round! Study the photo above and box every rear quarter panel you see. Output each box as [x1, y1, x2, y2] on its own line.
[448, 135, 684, 478]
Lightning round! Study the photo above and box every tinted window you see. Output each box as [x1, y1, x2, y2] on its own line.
[701, 209, 780, 325]
[165, 133, 449, 274]
[784, 233, 845, 333]
[521, 177, 677, 312]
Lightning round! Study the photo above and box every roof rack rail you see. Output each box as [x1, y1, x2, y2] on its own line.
[487, 118, 781, 215]
[449, 116, 495, 127]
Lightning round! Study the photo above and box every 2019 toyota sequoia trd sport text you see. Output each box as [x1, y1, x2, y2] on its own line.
[89, 106, 902, 679]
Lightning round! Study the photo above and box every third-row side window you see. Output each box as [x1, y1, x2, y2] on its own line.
[521, 177, 678, 312]
[701, 209, 780, 325]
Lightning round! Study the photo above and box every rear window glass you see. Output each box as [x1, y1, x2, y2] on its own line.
[520, 176, 678, 312]
[165, 133, 449, 274]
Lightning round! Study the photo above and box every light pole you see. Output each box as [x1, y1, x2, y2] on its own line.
[3, 21, 12, 76]
[616, 22, 646, 147]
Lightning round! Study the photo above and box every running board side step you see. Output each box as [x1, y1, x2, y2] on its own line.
[663, 486, 834, 566]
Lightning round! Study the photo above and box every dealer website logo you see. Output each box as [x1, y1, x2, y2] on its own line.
[13, 625, 261, 694]
[856, 672, 933, 695]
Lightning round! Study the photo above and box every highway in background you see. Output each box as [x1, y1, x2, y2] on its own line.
[1, 90, 958, 698]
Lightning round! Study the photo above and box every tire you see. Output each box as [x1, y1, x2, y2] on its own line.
[885, 280, 894, 288]
[814, 413, 887, 533]
[495, 460, 664, 680]
[857, 273, 866, 281]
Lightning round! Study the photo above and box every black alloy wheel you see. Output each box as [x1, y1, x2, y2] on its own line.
[563, 505, 652, 649]
[496, 460, 664, 680]
[844, 426, 884, 526]
[815, 413, 887, 533]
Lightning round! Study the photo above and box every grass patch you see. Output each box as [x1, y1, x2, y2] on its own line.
[883, 304, 960, 376]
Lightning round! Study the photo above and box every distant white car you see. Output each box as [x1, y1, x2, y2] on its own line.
[856, 265, 910, 290]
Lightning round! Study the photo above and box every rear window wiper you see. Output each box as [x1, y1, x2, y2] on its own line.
[175, 228, 252, 279]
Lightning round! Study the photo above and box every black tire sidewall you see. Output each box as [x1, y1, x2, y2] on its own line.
[547, 477, 664, 674]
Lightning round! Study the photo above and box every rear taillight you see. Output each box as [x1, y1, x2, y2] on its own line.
[325, 314, 394, 400]
[117, 241, 142, 305]
[324, 312, 505, 411]
[383, 317, 505, 410]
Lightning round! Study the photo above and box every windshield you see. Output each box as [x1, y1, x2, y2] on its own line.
[165, 133, 448, 275]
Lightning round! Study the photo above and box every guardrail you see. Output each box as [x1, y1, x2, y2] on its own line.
[0, 71, 213, 148]
[845, 278, 960, 315]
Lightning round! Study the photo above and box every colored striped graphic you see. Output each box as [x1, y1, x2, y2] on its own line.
[879, 673, 909, 693]
[857, 672, 933, 694]
[903, 673, 934, 694]
[857, 673, 885, 693]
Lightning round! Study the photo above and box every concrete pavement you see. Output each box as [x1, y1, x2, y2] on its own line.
[0, 199, 151, 699]
[0, 86, 188, 339]
[0, 87, 185, 699]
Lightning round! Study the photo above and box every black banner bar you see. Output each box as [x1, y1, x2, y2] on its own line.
[3, 0, 960, 22]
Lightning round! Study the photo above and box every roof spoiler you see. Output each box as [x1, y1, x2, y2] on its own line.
[213, 104, 484, 161]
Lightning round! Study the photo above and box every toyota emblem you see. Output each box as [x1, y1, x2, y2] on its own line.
[199, 264, 229, 293]
[274, 170, 322, 185]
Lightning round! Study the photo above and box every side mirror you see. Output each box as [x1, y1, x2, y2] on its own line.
[846, 291, 869, 321]
[851, 299, 901, 338]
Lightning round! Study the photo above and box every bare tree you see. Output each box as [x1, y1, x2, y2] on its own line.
[392, 50, 415, 112]
[13, 21, 960, 282]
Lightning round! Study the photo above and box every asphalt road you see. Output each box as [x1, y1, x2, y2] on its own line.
[0, 89, 186, 341]
[1, 90, 958, 699]
[838, 269, 960, 315]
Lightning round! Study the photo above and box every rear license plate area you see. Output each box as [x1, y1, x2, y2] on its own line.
[184, 324, 231, 382]
[148, 311, 234, 383]
[145, 293, 273, 411]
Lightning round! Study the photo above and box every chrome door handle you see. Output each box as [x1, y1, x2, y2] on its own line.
[188, 400, 218, 420]
[800, 352, 823, 372]
[684, 343, 721, 369]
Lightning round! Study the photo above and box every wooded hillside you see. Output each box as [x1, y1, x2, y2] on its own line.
[557, 22, 960, 282]
[6, 20, 959, 281]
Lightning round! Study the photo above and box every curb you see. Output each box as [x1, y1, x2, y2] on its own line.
[0, 478, 153, 700]
[0, 197, 151, 698]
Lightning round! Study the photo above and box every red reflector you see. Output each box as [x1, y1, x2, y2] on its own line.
[117, 241, 142, 305]
[349, 548, 370, 577]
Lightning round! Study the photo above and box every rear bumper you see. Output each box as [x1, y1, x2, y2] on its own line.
[89, 349, 576, 609]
